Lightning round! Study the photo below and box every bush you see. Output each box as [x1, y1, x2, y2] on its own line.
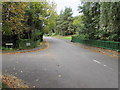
[51, 33, 58, 36]
[17, 39, 40, 50]
[2, 47, 14, 51]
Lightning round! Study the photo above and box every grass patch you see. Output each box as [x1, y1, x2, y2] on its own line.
[50, 34, 78, 40]
[52, 35, 72, 40]
[2, 83, 9, 88]
[62, 36, 72, 40]
[0, 82, 9, 88]
[2, 47, 17, 51]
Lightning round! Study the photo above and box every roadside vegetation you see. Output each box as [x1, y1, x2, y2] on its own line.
[51, 34, 72, 40]
[0, 82, 9, 88]
[2, 82, 9, 88]
[1, 1, 120, 51]
[2, 2, 57, 50]
[53, 2, 120, 42]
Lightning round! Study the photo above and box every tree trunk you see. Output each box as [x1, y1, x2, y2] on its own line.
[40, 34, 43, 42]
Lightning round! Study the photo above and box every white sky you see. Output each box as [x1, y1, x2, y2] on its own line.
[49, 0, 81, 16]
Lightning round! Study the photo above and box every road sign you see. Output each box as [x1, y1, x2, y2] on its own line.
[26, 43, 31, 46]
[5, 43, 13, 46]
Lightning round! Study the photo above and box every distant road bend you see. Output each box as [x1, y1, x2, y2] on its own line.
[2, 37, 118, 88]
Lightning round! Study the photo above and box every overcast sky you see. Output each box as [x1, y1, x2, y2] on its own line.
[49, 0, 81, 16]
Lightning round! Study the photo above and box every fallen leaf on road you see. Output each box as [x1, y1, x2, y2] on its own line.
[58, 75, 61, 78]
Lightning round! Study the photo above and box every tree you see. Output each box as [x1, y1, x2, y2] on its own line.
[78, 2, 120, 41]
[2, 1, 58, 48]
[2, 2, 28, 47]
[43, 1, 58, 35]
[72, 15, 84, 35]
[2, 2, 28, 37]
[99, 2, 120, 41]
[78, 2, 100, 39]
[56, 7, 74, 36]
[26, 2, 57, 41]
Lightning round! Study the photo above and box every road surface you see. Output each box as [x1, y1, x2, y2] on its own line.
[2, 37, 118, 88]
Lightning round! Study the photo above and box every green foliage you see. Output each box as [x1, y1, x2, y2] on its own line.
[2, 2, 57, 48]
[43, 2, 58, 34]
[62, 36, 72, 40]
[78, 2, 120, 42]
[2, 2, 28, 37]
[73, 15, 84, 34]
[78, 2, 100, 40]
[17, 39, 40, 50]
[72, 36, 120, 51]
[55, 7, 75, 36]
[2, 82, 9, 88]
[99, 2, 120, 41]
[51, 33, 58, 36]
[2, 1, 119, 50]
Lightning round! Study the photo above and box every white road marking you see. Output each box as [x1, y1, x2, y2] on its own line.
[93, 60, 101, 64]
[93, 59, 113, 70]
[109, 68, 113, 70]
[104, 65, 107, 67]
[103, 64, 113, 70]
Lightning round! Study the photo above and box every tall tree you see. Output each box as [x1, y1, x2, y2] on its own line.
[56, 7, 74, 36]
[78, 2, 100, 39]
[99, 2, 120, 41]
[2, 2, 28, 37]
[2, 2, 58, 48]
[72, 15, 84, 35]
[43, 1, 58, 35]
[26, 2, 57, 41]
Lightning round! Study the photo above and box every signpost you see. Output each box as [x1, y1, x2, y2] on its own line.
[5, 43, 13, 46]
[5, 43, 13, 48]
[26, 43, 31, 46]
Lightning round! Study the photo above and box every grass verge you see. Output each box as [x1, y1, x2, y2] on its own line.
[62, 36, 72, 40]
[2, 82, 9, 88]
[52, 35, 73, 40]
[0, 82, 9, 88]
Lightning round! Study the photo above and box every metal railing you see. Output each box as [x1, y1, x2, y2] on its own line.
[71, 36, 120, 51]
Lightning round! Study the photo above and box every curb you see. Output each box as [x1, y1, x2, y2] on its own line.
[70, 42, 119, 59]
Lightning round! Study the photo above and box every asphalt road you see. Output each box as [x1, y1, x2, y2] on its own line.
[2, 37, 118, 88]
